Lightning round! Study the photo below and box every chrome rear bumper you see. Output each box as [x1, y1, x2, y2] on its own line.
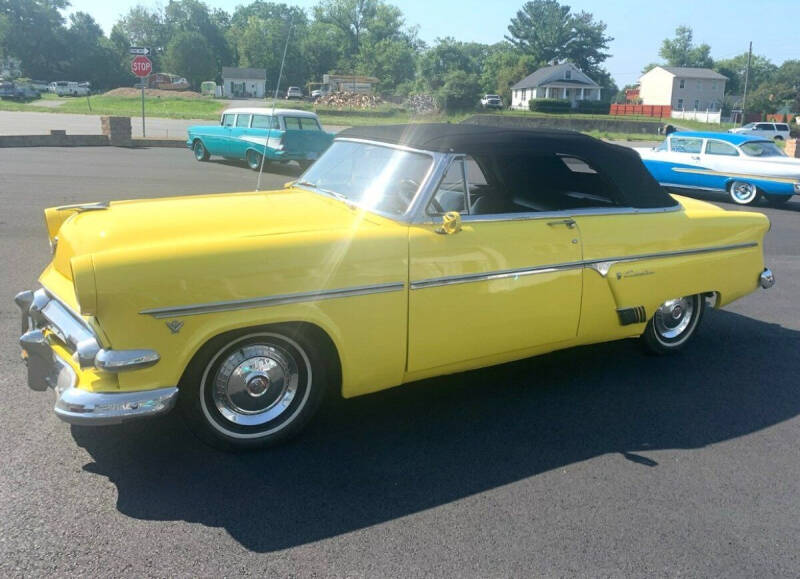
[16, 288, 177, 425]
[760, 268, 775, 289]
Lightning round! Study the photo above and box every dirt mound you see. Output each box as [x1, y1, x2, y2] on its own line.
[104, 87, 206, 99]
[316, 91, 384, 109]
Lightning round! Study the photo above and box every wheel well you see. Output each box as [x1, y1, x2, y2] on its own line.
[179, 321, 342, 398]
[192, 138, 203, 146]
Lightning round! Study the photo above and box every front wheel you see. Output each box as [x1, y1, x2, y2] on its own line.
[193, 140, 209, 161]
[640, 294, 705, 355]
[728, 181, 760, 205]
[764, 194, 791, 207]
[178, 328, 328, 450]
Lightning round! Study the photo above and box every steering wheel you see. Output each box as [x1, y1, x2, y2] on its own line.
[397, 178, 420, 206]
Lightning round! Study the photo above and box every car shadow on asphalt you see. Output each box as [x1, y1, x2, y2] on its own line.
[71, 309, 800, 552]
[671, 190, 800, 213]
[208, 158, 304, 177]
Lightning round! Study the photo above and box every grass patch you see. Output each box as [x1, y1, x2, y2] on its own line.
[58, 95, 225, 119]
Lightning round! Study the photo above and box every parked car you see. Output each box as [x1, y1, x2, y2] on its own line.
[186, 108, 334, 171]
[286, 86, 303, 100]
[16, 124, 774, 450]
[49, 81, 90, 96]
[480, 94, 503, 109]
[0, 80, 41, 101]
[729, 122, 791, 141]
[637, 131, 800, 206]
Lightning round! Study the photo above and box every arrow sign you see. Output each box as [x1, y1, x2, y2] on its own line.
[128, 47, 151, 55]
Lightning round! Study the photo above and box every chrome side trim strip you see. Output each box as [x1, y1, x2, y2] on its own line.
[660, 182, 726, 193]
[410, 262, 584, 290]
[411, 242, 759, 289]
[414, 203, 682, 225]
[54, 201, 110, 213]
[140, 282, 406, 319]
[582, 242, 758, 277]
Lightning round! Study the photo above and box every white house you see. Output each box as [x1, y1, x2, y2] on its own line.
[510, 63, 601, 110]
[221, 67, 267, 99]
[639, 66, 727, 112]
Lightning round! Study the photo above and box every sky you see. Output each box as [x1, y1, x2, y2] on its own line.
[66, 0, 800, 87]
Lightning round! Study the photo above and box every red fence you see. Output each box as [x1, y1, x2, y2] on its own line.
[610, 104, 672, 119]
[766, 113, 797, 122]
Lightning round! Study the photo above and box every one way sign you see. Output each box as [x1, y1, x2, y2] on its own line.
[128, 47, 151, 55]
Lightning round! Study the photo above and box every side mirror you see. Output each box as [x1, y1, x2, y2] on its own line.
[436, 211, 462, 235]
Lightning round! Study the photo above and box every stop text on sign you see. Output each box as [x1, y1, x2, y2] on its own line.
[131, 56, 152, 78]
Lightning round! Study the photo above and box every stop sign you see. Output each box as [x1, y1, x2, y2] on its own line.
[131, 55, 152, 78]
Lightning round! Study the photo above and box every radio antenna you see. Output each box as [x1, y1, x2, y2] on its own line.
[257, 11, 294, 191]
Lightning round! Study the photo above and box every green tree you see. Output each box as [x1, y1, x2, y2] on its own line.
[437, 69, 481, 112]
[480, 43, 536, 103]
[114, 5, 169, 71]
[418, 37, 486, 91]
[164, 30, 215, 88]
[714, 53, 776, 96]
[64, 12, 127, 89]
[505, 0, 611, 76]
[314, 0, 377, 57]
[0, 0, 70, 79]
[235, 15, 305, 91]
[658, 26, 712, 68]
[165, 0, 231, 78]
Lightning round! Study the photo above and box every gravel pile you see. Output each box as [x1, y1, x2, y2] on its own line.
[404, 93, 439, 114]
[316, 91, 384, 109]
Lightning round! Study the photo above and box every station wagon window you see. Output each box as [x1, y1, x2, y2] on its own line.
[670, 137, 703, 154]
[251, 115, 280, 130]
[221, 114, 235, 127]
[284, 116, 321, 131]
[235, 114, 251, 128]
[705, 140, 739, 156]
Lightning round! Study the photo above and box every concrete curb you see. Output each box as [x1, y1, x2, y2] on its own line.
[0, 132, 186, 148]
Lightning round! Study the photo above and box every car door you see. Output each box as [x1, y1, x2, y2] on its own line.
[664, 136, 705, 188]
[755, 123, 775, 139]
[407, 156, 583, 373]
[228, 113, 251, 158]
[698, 139, 741, 189]
[206, 113, 234, 155]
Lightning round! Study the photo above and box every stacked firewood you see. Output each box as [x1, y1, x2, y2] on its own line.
[404, 93, 439, 114]
[316, 91, 384, 109]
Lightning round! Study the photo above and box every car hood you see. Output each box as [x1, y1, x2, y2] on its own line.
[49, 187, 387, 279]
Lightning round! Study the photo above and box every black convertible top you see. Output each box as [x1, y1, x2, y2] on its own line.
[337, 123, 677, 209]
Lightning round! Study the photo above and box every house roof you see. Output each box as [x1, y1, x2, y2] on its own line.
[654, 67, 728, 80]
[222, 67, 266, 80]
[511, 63, 599, 90]
[336, 124, 677, 209]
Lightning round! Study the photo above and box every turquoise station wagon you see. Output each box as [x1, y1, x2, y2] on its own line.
[186, 107, 335, 171]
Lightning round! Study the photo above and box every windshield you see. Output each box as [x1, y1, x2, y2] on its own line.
[743, 123, 756, 129]
[740, 141, 786, 158]
[297, 140, 433, 216]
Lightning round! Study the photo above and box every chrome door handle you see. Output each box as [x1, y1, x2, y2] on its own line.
[547, 218, 576, 229]
[690, 155, 701, 160]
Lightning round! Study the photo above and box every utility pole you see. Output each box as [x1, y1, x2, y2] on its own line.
[741, 41, 752, 126]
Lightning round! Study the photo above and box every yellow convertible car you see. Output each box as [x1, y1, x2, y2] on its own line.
[16, 124, 774, 449]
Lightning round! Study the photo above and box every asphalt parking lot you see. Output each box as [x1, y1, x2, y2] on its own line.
[1, 147, 799, 576]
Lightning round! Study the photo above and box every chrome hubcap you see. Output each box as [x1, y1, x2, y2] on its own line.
[212, 344, 299, 426]
[654, 297, 694, 339]
[731, 182, 756, 202]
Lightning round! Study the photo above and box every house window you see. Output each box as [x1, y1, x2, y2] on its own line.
[694, 99, 700, 110]
[565, 69, 572, 80]
[679, 79, 685, 89]
[677, 98, 684, 110]
[522, 89, 527, 101]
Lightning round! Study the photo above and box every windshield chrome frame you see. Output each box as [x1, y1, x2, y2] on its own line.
[295, 137, 446, 223]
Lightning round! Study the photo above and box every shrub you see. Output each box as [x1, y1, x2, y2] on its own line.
[575, 100, 610, 114]
[437, 70, 481, 113]
[529, 98, 571, 113]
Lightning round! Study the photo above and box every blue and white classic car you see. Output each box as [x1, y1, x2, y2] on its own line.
[186, 108, 334, 171]
[637, 131, 800, 206]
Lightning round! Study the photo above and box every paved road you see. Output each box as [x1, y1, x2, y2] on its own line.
[0, 110, 346, 138]
[1, 148, 799, 577]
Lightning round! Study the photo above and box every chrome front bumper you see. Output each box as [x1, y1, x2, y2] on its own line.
[16, 288, 178, 425]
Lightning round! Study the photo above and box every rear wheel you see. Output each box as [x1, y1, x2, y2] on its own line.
[193, 140, 209, 161]
[178, 328, 329, 451]
[764, 194, 791, 207]
[640, 294, 705, 355]
[728, 181, 760, 205]
[246, 149, 263, 171]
